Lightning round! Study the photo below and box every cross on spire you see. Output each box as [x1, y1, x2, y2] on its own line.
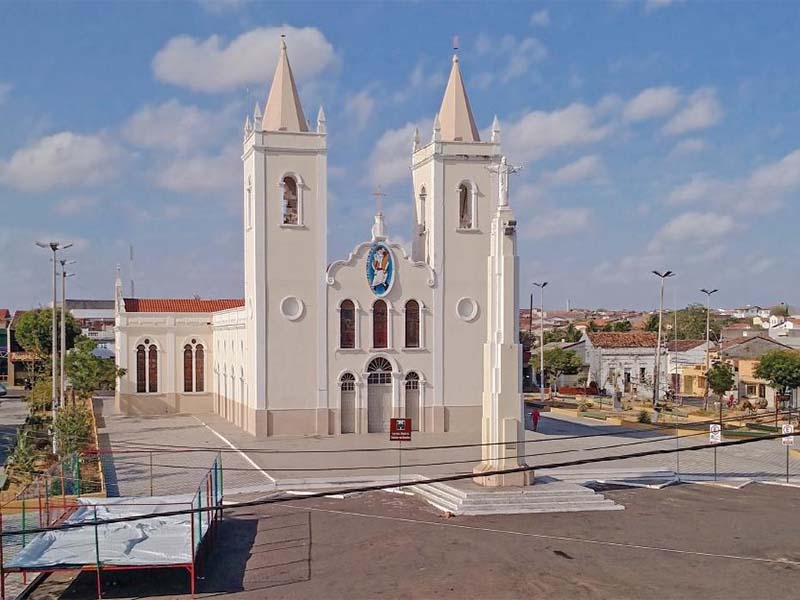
[371, 186, 387, 213]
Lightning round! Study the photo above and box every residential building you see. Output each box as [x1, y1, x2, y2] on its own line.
[718, 336, 796, 408]
[583, 332, 661, 399]
[0, 308, 10, 383]
[665, 339, 708, 398]
[49, 299, 116, 350]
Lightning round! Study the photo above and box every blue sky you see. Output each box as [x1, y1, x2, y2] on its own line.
[1, 1, 799, 312]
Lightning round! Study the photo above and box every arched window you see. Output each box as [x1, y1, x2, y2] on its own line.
[282, 176, 299, 225]
[367, 357, 392, 384]
[340, 300, 356, 349]
[373, 300, 388, 348]
[182, 339, 205, 393]
[458, 183, 472, 229]
[418, 186, 427, 231]
[340, 372, 356, 391]
[136, 345, 146, 393]
[405, 300, 420, 348]
[147, 344, 158, 393]
[195, 344, 205, 392]
[183, 345, 193, 392]
[405, 371, 420, 390]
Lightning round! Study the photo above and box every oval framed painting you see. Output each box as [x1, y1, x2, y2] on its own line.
[366, 242, 394, 298]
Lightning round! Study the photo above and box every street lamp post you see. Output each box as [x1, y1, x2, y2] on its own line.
[533, 282, 548, 404]
[651, 271, 675, 406]
[701, 288, 718, 412]
[35, 241, 72, 454]
[59, 260, 76, 408]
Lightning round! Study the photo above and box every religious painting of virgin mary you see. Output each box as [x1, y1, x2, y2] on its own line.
[366, 242, 394, 297]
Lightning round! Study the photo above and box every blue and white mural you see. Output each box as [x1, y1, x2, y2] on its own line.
[366, 242, 394, 297]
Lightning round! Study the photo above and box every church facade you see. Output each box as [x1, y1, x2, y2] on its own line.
[114, 40, 524, 438]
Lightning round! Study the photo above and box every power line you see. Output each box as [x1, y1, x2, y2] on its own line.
[3, 426, 796, 539]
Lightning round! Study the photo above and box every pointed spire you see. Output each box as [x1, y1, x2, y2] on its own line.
[253, 102, 262, 124]
[432, 113, 441, 142]
[437, 53, 480, 142]
[244, 115, 252, 139]
[262, 37, 308, 133]
[316, 105, 326, 134]
[491, 115, 501, 143]
[412, 127, 420, 153]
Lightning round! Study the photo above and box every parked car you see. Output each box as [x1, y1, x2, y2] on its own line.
[0, 383, 6, 397]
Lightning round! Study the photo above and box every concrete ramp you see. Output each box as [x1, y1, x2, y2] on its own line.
[412, 478, 624, 516]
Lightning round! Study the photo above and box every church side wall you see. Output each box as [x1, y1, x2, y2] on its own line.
[116, 312, 214, 416]
[211, 308, 250, 433]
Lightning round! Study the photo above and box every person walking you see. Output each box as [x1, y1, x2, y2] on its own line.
[532, 407, 541, 432]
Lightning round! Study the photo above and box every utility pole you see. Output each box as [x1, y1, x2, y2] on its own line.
[701, 288, 718, 411]
[36, 241, 72, 455]
[533, 282, 548, 403]
[59, 260, 76, 408]
[651, 271, 675, 406]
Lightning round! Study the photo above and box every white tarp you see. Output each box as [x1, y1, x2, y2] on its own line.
[7, 495, 213, 569]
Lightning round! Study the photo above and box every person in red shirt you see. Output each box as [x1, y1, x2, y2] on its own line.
[532, 407, 541, 432]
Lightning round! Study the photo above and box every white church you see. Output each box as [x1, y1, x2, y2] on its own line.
[115, 40, 525, 443]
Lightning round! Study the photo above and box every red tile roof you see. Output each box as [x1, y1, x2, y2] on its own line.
[665, 339, 706, 352]
[123, 298, 244, 313]
[586, 332, 658, 348]
[0, 308, 9, 321]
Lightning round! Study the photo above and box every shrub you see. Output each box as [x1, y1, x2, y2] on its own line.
[7, 432, 38, 481]
[54, 402, 94, 456]
[637, 410, 652, 424]
[578, 403, 591, 412]
[27, 377, 53, 413]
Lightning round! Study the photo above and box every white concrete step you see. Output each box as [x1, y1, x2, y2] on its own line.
[412, 480, 624, 516]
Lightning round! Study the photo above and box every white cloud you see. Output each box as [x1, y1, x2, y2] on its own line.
[368, 120, 427, 186]
[521, 208, 591, 239]
[0, 132, 123, 192]
[197, 0, 248, 13]
[391, 60, 447, 103]
[345, 89, 376, 132]
[472, 34, 548, 86]
[666, 148, 800, 214]
[155, 144, 239, 194]
[671, 137, 708, 155]
[503, 102, 612, 163]
[622, 86, 680, 123]
[645, 0, 685, 12]
[54, 196, 100, 215]
[123, 99, 234, 153]
[152, 26, 337, 93]
[648, 211, 735, 252]
[531, 9, 550, 26]
[0, 82, 12, 105]
[540, 155, 604, 186]
[663, 88, 723, 136]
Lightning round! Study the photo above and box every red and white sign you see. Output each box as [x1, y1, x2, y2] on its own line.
[709, 424, 722, 445]
[390, 418, 412, 441]
[782, 424, 794, 447]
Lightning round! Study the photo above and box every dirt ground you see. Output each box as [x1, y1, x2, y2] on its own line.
[41, 482, 800, 600]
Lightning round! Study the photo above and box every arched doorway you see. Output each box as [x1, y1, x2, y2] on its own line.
[367, 357, 392, 433]
[405, 372, 420, 431]
[340, 373, 356, 434]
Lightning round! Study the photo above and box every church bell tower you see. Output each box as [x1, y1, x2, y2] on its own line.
[241, 38, 328, 436]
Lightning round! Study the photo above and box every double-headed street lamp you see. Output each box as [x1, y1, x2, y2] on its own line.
[533, 281, 548, 404]
[651, 270, 675, 405]
[35, 241, 72, 454]
[701, 288, 718, 412]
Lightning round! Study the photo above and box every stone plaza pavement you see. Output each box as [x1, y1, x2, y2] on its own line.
[94, 399, 800, 498]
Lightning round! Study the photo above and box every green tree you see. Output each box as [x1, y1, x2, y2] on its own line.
[543, 323, 582, 344]
[66, 337, 125, 400]
[754, 350, 800, 407]
[7, 431, 38, 481]
[706, 362, 735, 410]
[645, 305, 724, 341]
[612, 320, 632, 332]
[536, 348, 583, 391]
[770, 304, 790, 317]
[54, 401, 94, 455]
[26, 376, 53, 413]
[15, 309, 81, 366]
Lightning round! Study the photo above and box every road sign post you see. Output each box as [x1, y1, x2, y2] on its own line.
[782, 424, 794, 483]
[390, 418, 412, 489]
[709, 424, 722, 481]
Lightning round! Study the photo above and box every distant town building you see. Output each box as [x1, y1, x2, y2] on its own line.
[583, 332, 660, 399]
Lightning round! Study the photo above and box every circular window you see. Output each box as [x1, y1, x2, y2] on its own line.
[144, 338, 150, 345]
[191, 338, 197, 344]
[280, 296, 305, 321]
[455, 297, 479, 322]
